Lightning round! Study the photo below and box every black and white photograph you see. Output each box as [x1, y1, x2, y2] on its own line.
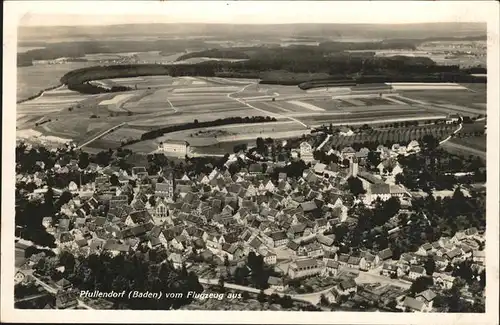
[2, 1, 499, 324]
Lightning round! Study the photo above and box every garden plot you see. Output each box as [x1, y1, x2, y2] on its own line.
[172, 86, 240, 94]
[287, 100, 326, 112]
[388, 83, 468, 90]
[17, 87, 94, 115]
[101, 127, 145, 143]
[98, 94, 135, 112]
[339, 98, 366, 106]
[296, 99, 348, 112]
[358, 97, 395, 106]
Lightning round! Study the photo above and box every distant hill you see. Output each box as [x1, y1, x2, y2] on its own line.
[18, 22, 486, 43]
[176, 49, 250, 61]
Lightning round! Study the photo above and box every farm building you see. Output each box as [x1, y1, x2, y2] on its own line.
[446, 114, 462, 124]
[158, 140, 190, 156]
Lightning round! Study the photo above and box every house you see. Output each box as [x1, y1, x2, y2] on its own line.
[416, 289, 436, 310]
[473, 250, 485, 264]
[301, 242, 324, 258]
[406, 140, 421, 154]
[446, 114, 461, 124]
[221, 243, 244, 261]
[288, 258, 323, 279]
[416, 243, 433, 256]
[269, 231, 289, 247]
[55, 278, 72, 291]
[55, 290, 78, 309]
[341, 147, 356, 161]
[268, 276, 287, 292]
[287, 223, 307, 239]
[364, 183, 405, 203]
[402, 296, 426, 312]
[433, 272, 455, 290]
[259, 249, 277, 265]
[337, 279, 357, 296]
[347, 256, 363, 269]
[339, 127, 354, 137]
[380, 263, 398, 277]
[323, 260, 340, 277]
[408, 266, 426, 281]
[359, 252, 380, 270]
[377, 248, 393, 263]
[444, 248, 462, 261]
[168, 252, 184, 269]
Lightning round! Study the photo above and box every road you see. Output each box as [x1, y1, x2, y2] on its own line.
[227, 83, 310, 129]
[439, 122, 463, 145]
[77, 122, 127, 149]
[316, 134, 332, 151]
[199, 277, 332, 305]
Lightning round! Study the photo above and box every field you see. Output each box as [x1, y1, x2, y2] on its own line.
[442, 135, 486, 160]
[17, 70, 488, 156]
[17, 62, 94, 101]
[397, 86, 487, 115]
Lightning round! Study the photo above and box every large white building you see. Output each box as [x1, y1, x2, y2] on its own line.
[158, 140, 190, 156]
[288, 258, 323, 279]
[300, 142, 314, 163]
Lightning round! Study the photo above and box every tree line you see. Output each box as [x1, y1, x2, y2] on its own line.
[133, 116, 278, 143]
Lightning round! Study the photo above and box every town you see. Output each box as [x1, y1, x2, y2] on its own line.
[14, 122, 486, 312]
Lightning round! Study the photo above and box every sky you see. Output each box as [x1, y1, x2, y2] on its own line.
[12, 1, 494, 26]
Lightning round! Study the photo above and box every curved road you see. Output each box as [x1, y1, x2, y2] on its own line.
[77, 122, 127, 149]
[227, 83, 310, 129]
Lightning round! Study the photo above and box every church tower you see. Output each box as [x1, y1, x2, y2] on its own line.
[349, 156, 359, 178]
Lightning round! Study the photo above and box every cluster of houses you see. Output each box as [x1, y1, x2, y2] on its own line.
[15, 135, 485, 312]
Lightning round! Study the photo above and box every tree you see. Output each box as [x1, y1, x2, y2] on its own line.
[409, 276, 433, 295]
[218, 275, 225, 290]
[320, 293, 329, 306]
[367, 151, 381, 168]
[110, 174, 119, 186]
[78, 152, 90, 169]
[347, 177, 366, 196]
[257, 290, 266, 303]
[424, 256, 436, 275]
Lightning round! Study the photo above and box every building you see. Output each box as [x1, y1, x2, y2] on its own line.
[339, 127, 354, 136]
[323, 260, 340, 277]
[269, 231, 289, 247]
[348, 156, 359, 178]
[299, 142, 314, 163]
[268, 276, 287, 292]
[446, 114, 461, 124]
[158, 140, 190, 156]
[55, 290, 78, 309]
[408, 266, 426, 281]
[155, 172, 174, 200]
[402, 296, 426, 312]
[364, 183, 405, 203]
[380, 263, 398, 277]
[337, 279, 357, 296]
[416, 289, 437, 310]
[288, 258, 323, 279]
